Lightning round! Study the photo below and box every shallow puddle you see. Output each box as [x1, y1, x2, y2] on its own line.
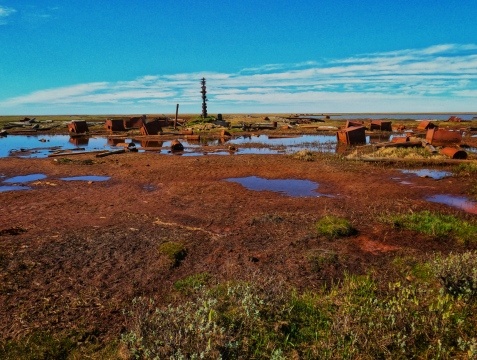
[225, 176, 330, 197]
[427, 195, 477, 214]
[3, 173, 47, 183]
[59, 176, 110, 182]
[1, 135, 113, 158]
[0, 185, 31, 192]
[400, 169, 452, 180]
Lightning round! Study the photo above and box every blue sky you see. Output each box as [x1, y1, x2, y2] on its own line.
[1, 0, 476, 115]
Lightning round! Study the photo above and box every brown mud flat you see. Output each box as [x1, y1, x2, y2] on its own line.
[1, 134, 477, 346]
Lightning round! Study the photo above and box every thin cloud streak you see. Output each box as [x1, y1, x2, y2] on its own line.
[1, 44, 476, 114]
[0, 5, 16, 25]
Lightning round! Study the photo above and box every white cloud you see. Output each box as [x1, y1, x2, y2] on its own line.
[1, 44, 477, 114]
[0, 5, 16, 24]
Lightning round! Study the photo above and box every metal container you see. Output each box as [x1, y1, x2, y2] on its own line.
[336, 126, 366, 145]
[440, 147, 468, 159]
[426, 128, 462, 145]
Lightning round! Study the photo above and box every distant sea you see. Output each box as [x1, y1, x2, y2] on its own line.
[313, 113, 477, 121]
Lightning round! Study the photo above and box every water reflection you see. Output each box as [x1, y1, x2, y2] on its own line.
[427, 194, 477, 214]
[1, 133, 360, 158]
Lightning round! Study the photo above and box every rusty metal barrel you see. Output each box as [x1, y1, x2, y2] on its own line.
[440, 147, 467, 159]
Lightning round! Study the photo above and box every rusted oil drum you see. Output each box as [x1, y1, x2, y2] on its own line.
[440, 147, 467, 159]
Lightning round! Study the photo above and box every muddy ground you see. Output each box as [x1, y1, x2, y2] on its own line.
[1, 125, 477, 346]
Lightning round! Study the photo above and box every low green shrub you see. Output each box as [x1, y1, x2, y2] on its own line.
[315, 215, 356, 239]
[122, 271, 477, 359]
[432, 251, 477, 298]
[158, 241, 187, 267]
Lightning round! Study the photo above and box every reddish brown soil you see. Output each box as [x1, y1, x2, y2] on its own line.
[1, 136, 477, 343]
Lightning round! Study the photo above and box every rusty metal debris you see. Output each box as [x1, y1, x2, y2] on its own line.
[391, 136, 410, 143]
[124, 115, 146, 129]
[346, 120, 364, 128]
[369, 120, 392, 131]
[448, 116, 463, 122]
[171, 139, 184, 151]
[440, 147, 468, 159]
[336, 126, 366, 145]
[68, 120, 89, 134]
[105, 119, 126, 132]
[140, 120, 162, 135]
[185, 134, 200, 141]
[426, 128, 462, 146]
[417, 120, 437, 131]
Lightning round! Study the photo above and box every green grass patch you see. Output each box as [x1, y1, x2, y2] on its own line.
[158, 241, 187, 267]
[315, 215, 356, 239]
[387, 210, 477, 243]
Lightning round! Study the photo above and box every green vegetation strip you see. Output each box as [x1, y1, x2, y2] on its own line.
[386, 210, 477, 243]
[122, 252, 477, 359]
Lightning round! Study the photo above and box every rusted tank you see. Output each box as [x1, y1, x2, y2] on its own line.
[140, 120, 162, 135]
[68, 120, 89, 134]
[155, 117, 170, 128]
[345, 120, 364, 128]
[426, 128, 462, 145]
[336, 126, 366, 145]
[369, 120, 392, 131]
[417, 120, 437, 131]
[440, 147, 468, 159]
[105, 119, 125, 132]
[124, 115, 146, 129]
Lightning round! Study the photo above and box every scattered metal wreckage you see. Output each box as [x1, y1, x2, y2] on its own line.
[68, 120, 89, 134]
[417, 120, 437, 131]
[425, 127, 462, 146]
[440, 147, 468, 159]
[105, 119, 126, 132]
[369, 120, 392, 131]
[140, 119, 163, 136]
[336, 118, 477, 164]
[337, 126, 367, 145]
